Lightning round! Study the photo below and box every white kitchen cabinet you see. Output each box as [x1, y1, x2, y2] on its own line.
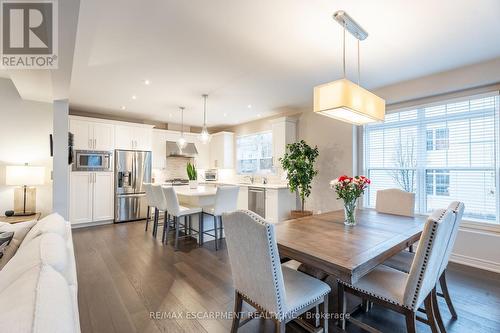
[190, 134, 210, 170]
[70, 171, 114, 225]
[70, 118, 115, 151]
[265, 188, 296, 223]
[69, 172, 93, 224]
[115, 124, 152, 151]
[92, 172, 114, 221]
[272, 117, 297, 167]
[209, 132, 234, 169]
[237, 186, 248, 210]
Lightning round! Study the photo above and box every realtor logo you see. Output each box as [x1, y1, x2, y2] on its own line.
[1, 0, 58, 69]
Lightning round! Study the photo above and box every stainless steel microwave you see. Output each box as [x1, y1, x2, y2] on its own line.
[72, 150, 112, 171]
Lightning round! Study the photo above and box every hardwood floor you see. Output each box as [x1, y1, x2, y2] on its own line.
[73, 220, 500, 333]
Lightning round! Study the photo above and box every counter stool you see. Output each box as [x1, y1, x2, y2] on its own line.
[162, 186, 202, 250]
[143, 183, 156, 233]
[151, 184, 170, 239]
[201, 186, 239, 250]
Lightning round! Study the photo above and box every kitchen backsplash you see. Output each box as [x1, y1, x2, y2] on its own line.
[152, 156, 193, 182]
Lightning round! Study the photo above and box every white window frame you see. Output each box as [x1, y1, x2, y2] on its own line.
[361, 91, 500, 232]
[236, 130, 274, 175]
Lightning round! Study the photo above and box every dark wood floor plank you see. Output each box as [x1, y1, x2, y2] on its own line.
[73, 220, 500, 333]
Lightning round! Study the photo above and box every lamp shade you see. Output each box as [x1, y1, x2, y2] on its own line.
[313, 78, 385, 125]
[6, 165, 45, 186]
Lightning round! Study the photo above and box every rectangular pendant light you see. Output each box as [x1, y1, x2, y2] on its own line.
[313, 78, 385, 125]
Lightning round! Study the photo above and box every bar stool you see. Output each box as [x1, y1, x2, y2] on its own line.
[162, 186, 202, 250]
[143, 183, 156, 232]
[151, 184, 169, 239]
[201, 186, 239, 250]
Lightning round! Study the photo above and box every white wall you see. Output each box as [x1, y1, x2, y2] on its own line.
[0, 78, 53, 216]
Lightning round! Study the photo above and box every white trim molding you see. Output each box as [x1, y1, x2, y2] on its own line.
[450, 253, 500, 274]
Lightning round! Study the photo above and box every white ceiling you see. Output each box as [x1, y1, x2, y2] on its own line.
[68, 0, 500, 127]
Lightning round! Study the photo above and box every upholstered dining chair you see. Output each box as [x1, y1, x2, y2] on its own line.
[376, 188, 415, 217]
[223, 210, 331, 333]
[384, 201, 465, 330]
[143, 183, 156, 233]
[201, 186, 239, 250]
[161, 186, 202, 250]
[338, 208, 456, 333]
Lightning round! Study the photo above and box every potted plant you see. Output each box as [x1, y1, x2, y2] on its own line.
[186, 162, 198, 189]
[280, 140, 319, 219]
[330, 175, 371, 226]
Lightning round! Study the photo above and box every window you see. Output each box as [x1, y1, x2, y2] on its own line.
[364, 93, 500, 223]
[236, 131, 273, 174]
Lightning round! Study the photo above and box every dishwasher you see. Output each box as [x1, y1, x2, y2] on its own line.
[248, 187, 266, 218]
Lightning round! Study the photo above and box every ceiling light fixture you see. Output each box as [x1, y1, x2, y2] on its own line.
[120, 105, 126, 110]
[198, 94, 211, 144]
[143, 79, 151, 85]
[313, 10, 385, 125]
[131, 95, 137, 100]
[247, 104, 252, 109]
[177, 106, 187, 150]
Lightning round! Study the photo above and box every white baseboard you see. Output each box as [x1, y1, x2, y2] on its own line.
[71, 220, 113, 229]
[450, 253, 500, 274]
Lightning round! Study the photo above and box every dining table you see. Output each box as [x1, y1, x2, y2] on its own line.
[275, 208, 427, 316]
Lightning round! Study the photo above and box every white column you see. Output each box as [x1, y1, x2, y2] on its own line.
[52, 99, 69, 219]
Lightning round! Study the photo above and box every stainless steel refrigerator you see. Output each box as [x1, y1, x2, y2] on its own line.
[114, 150, 152, 223]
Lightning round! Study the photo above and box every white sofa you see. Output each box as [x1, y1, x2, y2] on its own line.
[0, 213, 80, 333]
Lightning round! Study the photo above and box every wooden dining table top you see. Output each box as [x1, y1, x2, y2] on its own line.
[275, 209, 427, 283]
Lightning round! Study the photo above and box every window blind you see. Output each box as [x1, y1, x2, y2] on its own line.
[364, 93, 500, 223]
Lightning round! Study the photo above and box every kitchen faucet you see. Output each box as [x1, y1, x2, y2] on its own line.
[244, 175, 254, 184]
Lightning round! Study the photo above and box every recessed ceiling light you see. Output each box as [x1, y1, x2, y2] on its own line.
[120, 106, 126, 110]
[223, 113, 227, 117]
[143, 79, 151, 85]
[247, 104, 252, 109]
[131, 95, 137, 100]
[257, 113, 261, 117]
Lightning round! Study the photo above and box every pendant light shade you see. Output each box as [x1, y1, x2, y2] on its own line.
[177, 107, 187, 150]
[314, 78, 385, 125]
[314, 11, 385, 125]
[199, 94, 211, 144]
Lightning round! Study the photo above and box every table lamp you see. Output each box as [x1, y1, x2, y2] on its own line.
[5, 165, 45, 216]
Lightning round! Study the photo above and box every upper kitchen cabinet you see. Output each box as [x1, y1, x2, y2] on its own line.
[70, 117, 115, 151]
[209, 132, 234, 169]
[115, 124, 153, 151]
[272, 117, 297, 167]
[190, 134, 210, 169]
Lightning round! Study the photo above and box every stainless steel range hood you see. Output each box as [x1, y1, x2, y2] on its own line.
[166, 141, 198, 157]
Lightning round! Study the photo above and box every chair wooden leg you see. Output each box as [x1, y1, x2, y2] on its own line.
[439, 270, 457, 319]
[199, 212, 204, 247]
[275, 320, 286, 333]
[214, 215, 218, 251]
[338, 283, 346, 330]
[153, 208, 159, 237]
[162, 213, 168, 243]
[432, 287, 447, 333]
[231, 291, 243, 333]
[405, 312, 417, 333]
[164, 214, 171, 245]
[174, 216, 180, 251]
[424, 293, 439, 333]
[321, 294, 328, 332]
[145, 206, 150, 231]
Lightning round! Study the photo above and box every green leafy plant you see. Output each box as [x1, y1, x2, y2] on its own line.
[186, 162, 197, 181]
[279, 140, 319, 212]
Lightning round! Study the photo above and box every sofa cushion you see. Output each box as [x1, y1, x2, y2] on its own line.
[0, 221, 36, 270]
[0, 233, 68, 293]
[0, 264, 76, 333]
[21, 213, 67, 247]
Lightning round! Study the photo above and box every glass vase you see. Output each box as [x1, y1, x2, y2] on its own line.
[343, 199, 357, 226]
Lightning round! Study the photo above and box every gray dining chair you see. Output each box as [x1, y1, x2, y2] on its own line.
[338, 208, 456, 333]
[383, 201, 465, 329]
[201, 185, 239, 250]
[223, 210, 331, 333]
